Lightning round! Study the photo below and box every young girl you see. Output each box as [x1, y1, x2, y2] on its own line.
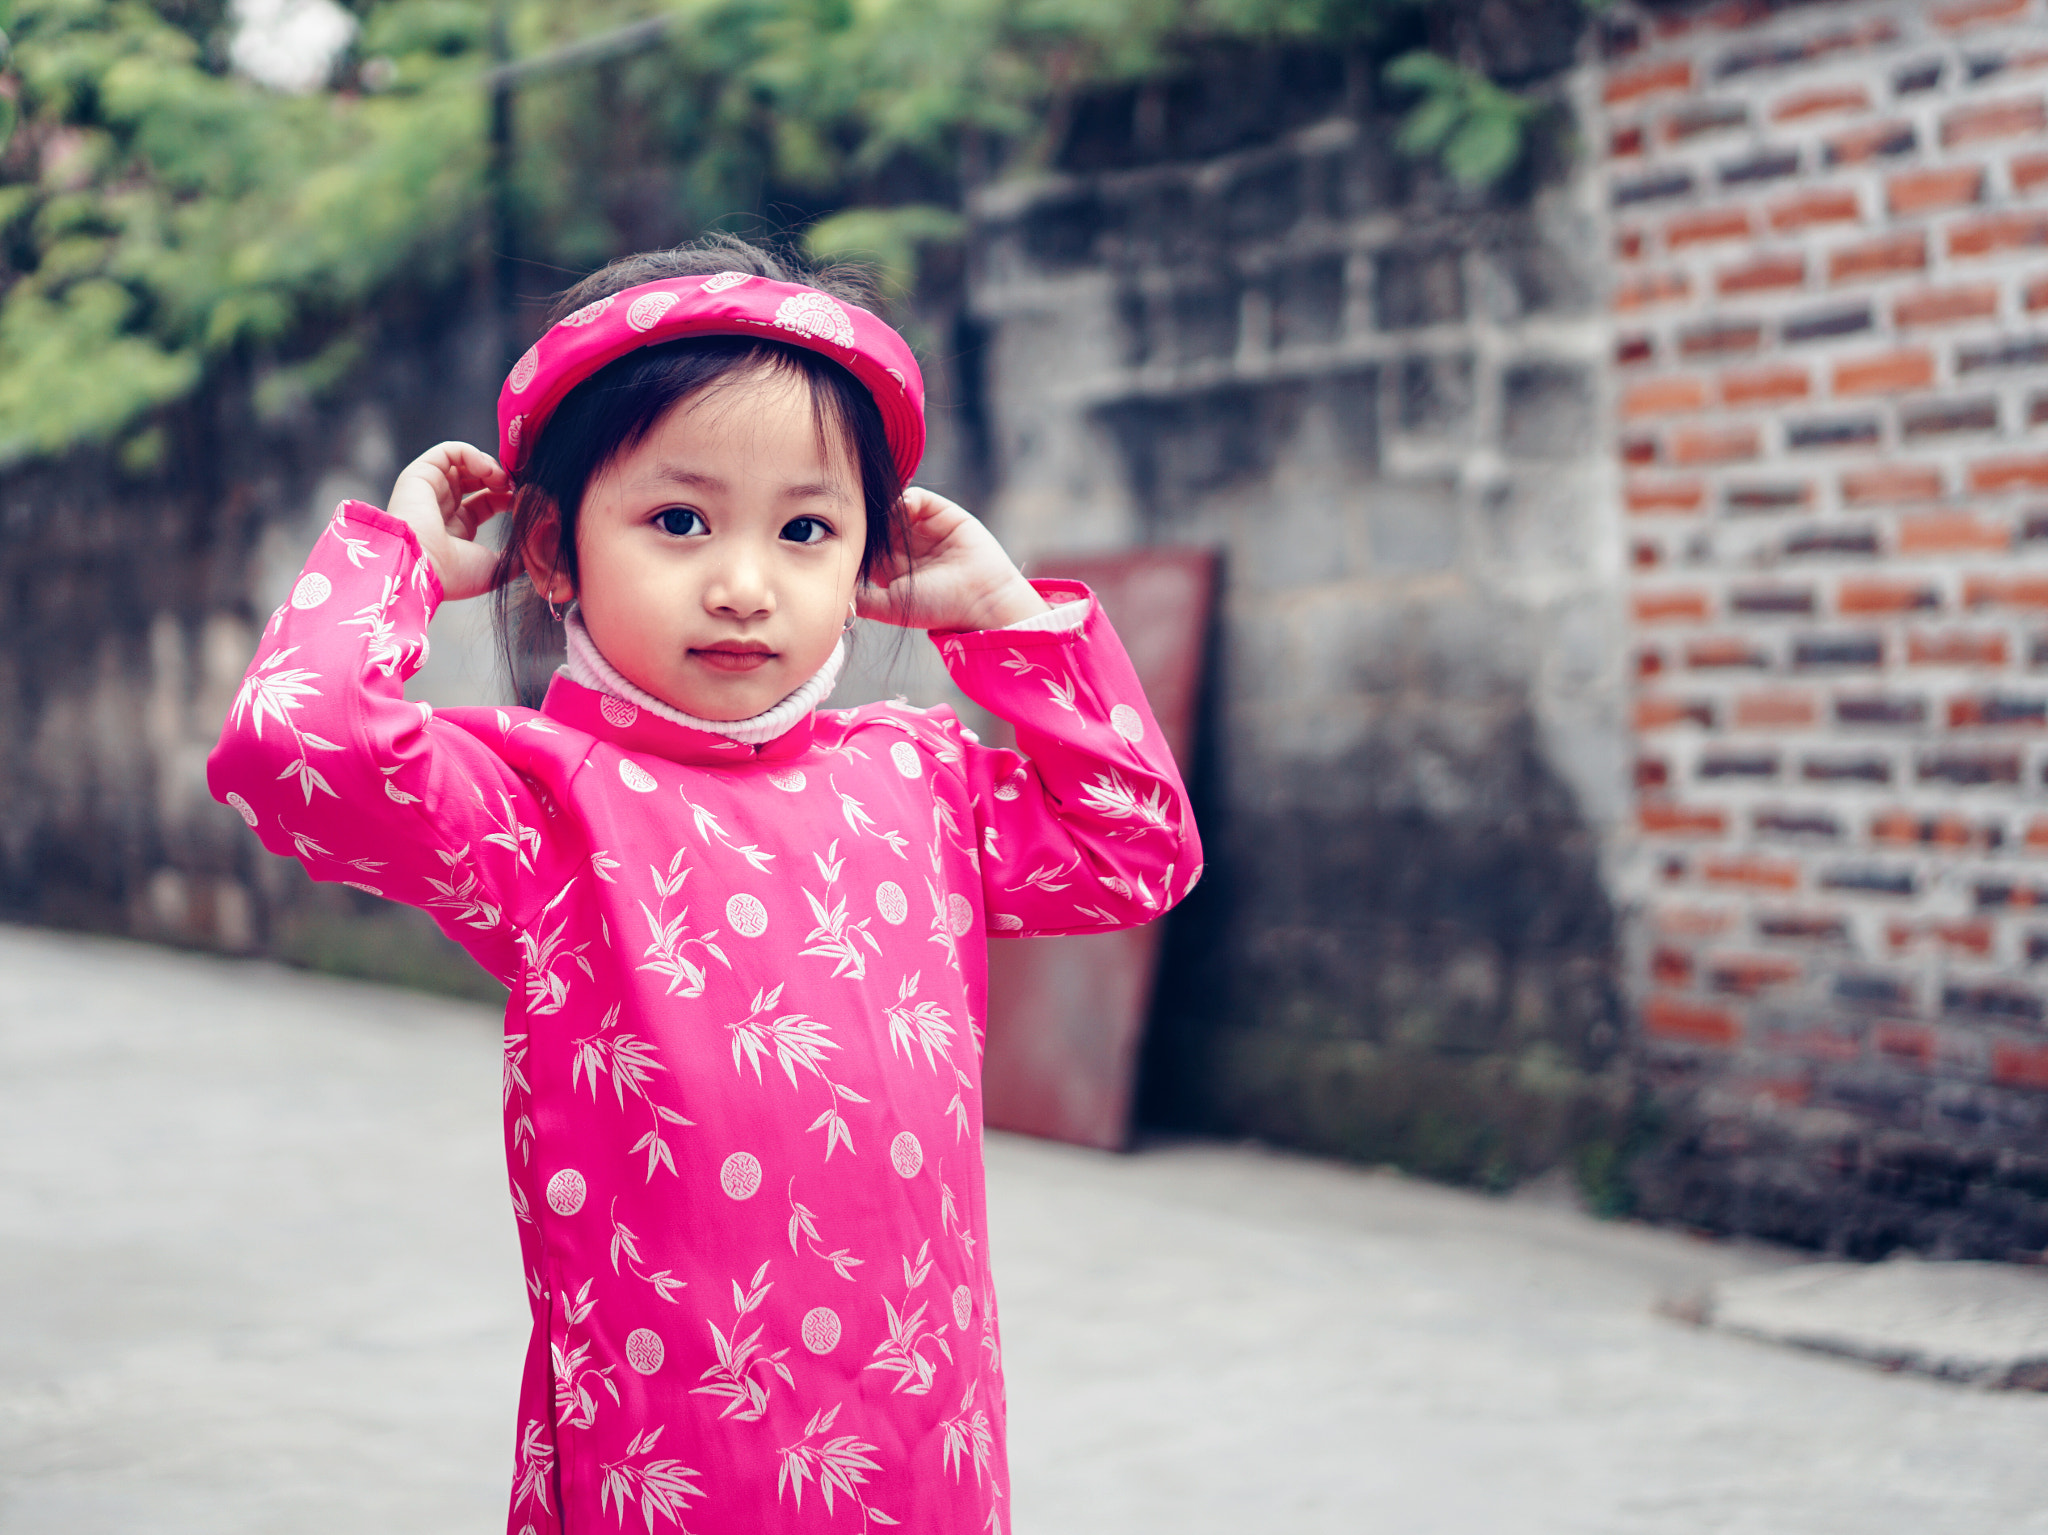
[209, 237, 1198, 1534]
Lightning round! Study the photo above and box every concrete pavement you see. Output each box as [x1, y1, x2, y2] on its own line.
[3, 925, 2046, 1534]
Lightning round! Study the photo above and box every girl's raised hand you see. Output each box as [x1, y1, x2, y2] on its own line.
[386, 442, 515, 602]
[858, 488, 1050, 633]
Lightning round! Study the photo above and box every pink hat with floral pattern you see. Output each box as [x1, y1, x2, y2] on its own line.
[497, 272, 926, 486]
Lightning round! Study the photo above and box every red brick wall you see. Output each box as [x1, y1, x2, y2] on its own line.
[1602, 0, 2048, 1251]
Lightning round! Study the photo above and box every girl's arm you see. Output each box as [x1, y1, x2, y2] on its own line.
[862, 490, 1200, 934]
[936, 587, 1201, 934]
[207, 447, 551, 980]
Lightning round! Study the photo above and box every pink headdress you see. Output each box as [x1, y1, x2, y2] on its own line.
[497, 272, 926, 486]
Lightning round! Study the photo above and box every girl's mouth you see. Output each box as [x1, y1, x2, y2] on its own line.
[690, 645, 776, 674]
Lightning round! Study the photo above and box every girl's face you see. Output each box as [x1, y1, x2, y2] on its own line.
[547, 366, 867, 721]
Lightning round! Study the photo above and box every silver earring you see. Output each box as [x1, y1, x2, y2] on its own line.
[842, 601, 857, 633]
[546, 594, 563, 623]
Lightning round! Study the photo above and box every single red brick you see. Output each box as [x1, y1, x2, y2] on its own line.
[1657, 905, 1737, 937]
[1633, 540, 1662, 569]
[1669, 208, 1754, 248]
[1616, 228, 1646, 261]
[1615, 272, 1692, 310]
[1934, 0, 2030, 28]
[1771, 86, 1872, 122]
[1871, 809, 1922, 846]
[1644, 994, 1742, 1047]
[1833, 349, 1935, 396]
[2027, 276, 2048, 312]
[1948, 693, 2048, 727]
[1639, 801, 1728, 836]
[1828, 121, 1918, 164]
[1887, 165, 1985, 216]
[1672, 425, 1761, 464]
[1635, 590, 1712, 623]
[1949, 212, 2048, 257]
[1621, 435, 1659, 466]
[1637, 695, 1715, 730]
[1842, 464, 1944, 504]
[1703, 855, 1802, 891]
[1907, 629, 2009, 666]
[1610, 124, 1646, 158]
[1972, 455, 2048, 492]
[1734, 690, 1819, 727]
[1680, 321, 1763, 357]
[1623, 377, 1709, 417]
[1636, 753, 1669, 785]
[1627, 478, 1706, 514]
[1933, 920, 1995, 955]
[2014, 152, 2048, 193]
[1606, 60, 1693, 104]
[1710, 954, 1802, 995]
[1772, 1026, 1862, 1063]
[1617, 333, 1655, 366]
[1893, 285, 1999, 328]
[1898, 511, 2011, 553]
[1719, 254, 1808, 294]
[1943, 97, 2048, 149]
[1840, 578, 1943, 615]
[1722, 365, 1809, 405]
[1828, 232, 1928, 283]
[1992, 1041, 2048, 1090]
[1738, 1074, 1815, 1107]
[1766, 187, 1862, 231]
[2025, 816, 2048, 852]
[1652, 946, 1695, 985]
[1875, 1024, 1936, 1070]
[1687, 637, 1767, 668]
[1966, 574, 2048, 608]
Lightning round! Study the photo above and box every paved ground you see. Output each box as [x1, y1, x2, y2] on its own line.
[3, 925, 2047, 1535]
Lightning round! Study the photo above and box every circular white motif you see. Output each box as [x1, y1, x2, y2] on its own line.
[801, 1307, 842, 1354]
[720, 1152, 762, 1200]
[226, 791, 257, 828]
[559, 294, 616, 327]
[773, 291, 857, 348]
[508, 344, 541, 394]
[344, 881, 384, 897]
[702, 270, 752, 293]
[767, 767, 807, 792]
[625, 1328, 665, 1375]
[890, 740, 922, 778]
[876, 881, 908, 925]
[993, 782, 1020, 802]
[599, 695, 640, 729]
[1110, 703, 1145, 743]
[952, 1285, 973, 1330]
[545, 1168, 586, 1216]
[890, 1131, 923, 1179]
[627, 290, 681, 332]
[618, 759, 658, 793]
[948, 892, 973, 937]
[991, 912, 1024, 931]
[291, 572, 331, 610]
[506, 415, 525, 449]
[726, 893, 768, 938]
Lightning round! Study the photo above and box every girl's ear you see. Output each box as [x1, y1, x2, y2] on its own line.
[519, 507, 574, 604]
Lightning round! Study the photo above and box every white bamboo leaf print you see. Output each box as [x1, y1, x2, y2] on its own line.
[690, 1260, 793, 1422]
[829, 776, 909, 858]
[513, 1419, 555, 1517]
[865, 1239, 951, 1396]
[727, 987, 859, 1161]
[884, 972, 956, 1071]
[607, 1198, 687, 1303]
[1006, 861, 1075, 894]
[328, 505, 378, 567]
[939, 1382, 994, 1485]
[777, 1404, 894, 1530]
[424, 843, 501, 930]
[573, 1005, 693, 1182]
[636, 849, 731, 998]
[519, 881, 594, 1017]
[944, 1066, 976, 1143]
[552, 1278, 619, 1431]
[801, 840, 882, 980]
[787, 1178, 864, 1280]
[599, 1426, 704, 1532]
[340, 574, 406, 675]
[998, 650, 1082, 716]
[230, 647, 340, 803]
[503, 1031, 534, 1164]
[1078, 770, 1173, 832]
[678, 789, 776, 871]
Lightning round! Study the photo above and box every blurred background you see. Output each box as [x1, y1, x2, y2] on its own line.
[5, 0, 2048, 1276]
[11, 2, 2048, 1529]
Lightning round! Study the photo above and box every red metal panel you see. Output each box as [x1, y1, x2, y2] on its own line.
[983, 547, 1216, 1150]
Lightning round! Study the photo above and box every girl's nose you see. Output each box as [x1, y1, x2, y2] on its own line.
[704, 548, 774, 620]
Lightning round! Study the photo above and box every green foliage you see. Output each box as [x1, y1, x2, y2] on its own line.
[0, 0, 1460, 465]
[1384, 47, 1540, 189]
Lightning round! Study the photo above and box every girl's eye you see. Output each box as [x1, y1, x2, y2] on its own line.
[656, 507, 706, 537]
[781, 516, 832, 545]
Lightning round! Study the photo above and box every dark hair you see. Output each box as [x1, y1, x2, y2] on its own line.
[491, 233, 911, 704]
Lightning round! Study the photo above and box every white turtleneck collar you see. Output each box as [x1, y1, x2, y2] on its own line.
[561, 606, 847, 747]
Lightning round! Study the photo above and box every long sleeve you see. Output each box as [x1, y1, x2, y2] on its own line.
[207, 501, 562, 982]
[935, 579, 1202, 936]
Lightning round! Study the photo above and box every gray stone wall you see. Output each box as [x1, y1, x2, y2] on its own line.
[966, 50, 1637, 1182]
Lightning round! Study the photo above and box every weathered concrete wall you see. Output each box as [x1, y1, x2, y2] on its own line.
[965, 43, 1637, 1185]
[1603, 0, 2048, 1256]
